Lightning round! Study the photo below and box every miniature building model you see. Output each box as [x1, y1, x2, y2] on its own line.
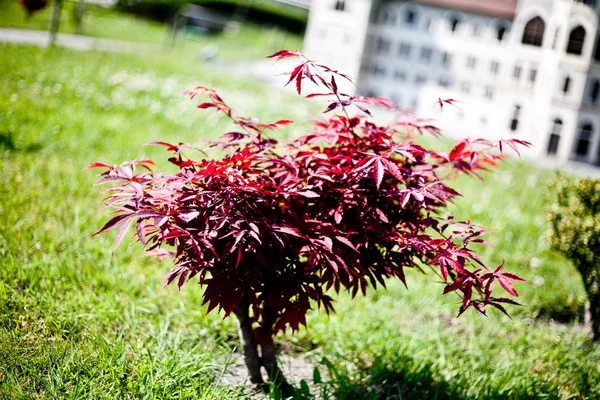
[304, 0, 600, 165]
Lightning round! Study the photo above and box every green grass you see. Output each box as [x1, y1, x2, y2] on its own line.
[0, 0, 303, 60]
[1, 43, 599, 399]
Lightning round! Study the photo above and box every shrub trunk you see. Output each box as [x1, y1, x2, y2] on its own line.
[233, 301, 292, 395]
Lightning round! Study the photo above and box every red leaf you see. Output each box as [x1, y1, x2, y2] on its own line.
[94, 213, 133, 236]
[272, 225, 303, 238]
[296, 72, 303, 95]
[373, 159, 384, 190]
[334, 236, 358, 252]
[306, 93, 334, 98]
[113, 217, 133, 253]
[87, 162, 112, 169]
[297, 190, 320, 198]
[267, 49, 302, 60]
[198, 103, 217, 109]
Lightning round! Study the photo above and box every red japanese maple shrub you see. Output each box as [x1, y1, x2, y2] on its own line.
[91, 50, 528, 391]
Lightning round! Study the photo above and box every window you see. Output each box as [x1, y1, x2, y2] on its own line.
[441, 52, 452, 67]
[497, 25, 507, 41]
[334, 0, 345, 12]
[394, 70, 407, 81]
[460, 81, 471, 94]
[484, 86, 494, 99]
[421, 47, 433, 63]
[379, 10, 397, 26]
[513, 65, 522, 80]
[466, 56, 477, 69]
[591, 79, 600, 103]
[491, 61, 500, 74]
[450, 16, 461, 33]
[438, 78, 451, 88]
[398, 42, 411, 58]
[529, 68, 538, 83]
[510, 105, 521, 131]
[547, 118, 562, 155]
[405, 9, 418, 27]
[372, 65, 386, 77]
[376, 37, 391, 55]
[595, 38, 600, 61]
[576, 122, 594, 157]
[567, 26, 586, 55]
[563, 76, 571, 94]
[522, 16, 545, 47]
[472, 25, 481, 38]
[415, 74, 427, 85]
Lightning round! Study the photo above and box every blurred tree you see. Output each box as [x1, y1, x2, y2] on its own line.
[49, 0, 62, 45]
[549, 174, 600, 341]
[74, 0, 87, 35]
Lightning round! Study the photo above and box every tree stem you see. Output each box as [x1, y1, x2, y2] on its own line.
[590, 281, 600, 341]
[233, 302, 264, 385]
[262, 340, 293, 396]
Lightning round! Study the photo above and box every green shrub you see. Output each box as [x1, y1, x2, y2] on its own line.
[117, 0, 308, 32]
[548, 173, 600, 340]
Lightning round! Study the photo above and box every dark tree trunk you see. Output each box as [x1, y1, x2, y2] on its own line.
[233, 301, 264, 385]
[590, 281, 600, 341]
[262, 340, 293, 396]
[232, 302, 293, 395]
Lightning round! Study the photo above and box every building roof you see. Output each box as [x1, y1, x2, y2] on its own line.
[415, 0, 517, 18]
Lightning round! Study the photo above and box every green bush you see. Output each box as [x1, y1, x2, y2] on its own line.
[117, 0, 308, 32]
[548, 173, 600, 340]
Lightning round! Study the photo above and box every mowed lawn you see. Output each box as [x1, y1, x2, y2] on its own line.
[1, 44, 599, 399]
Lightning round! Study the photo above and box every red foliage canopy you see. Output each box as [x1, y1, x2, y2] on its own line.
[91, 51, 527, 342]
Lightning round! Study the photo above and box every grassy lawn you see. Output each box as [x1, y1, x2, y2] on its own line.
[1, 43, 599, 399]
[0, 0, 303, 60]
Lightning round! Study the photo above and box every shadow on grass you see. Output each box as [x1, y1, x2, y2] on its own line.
[0, 132, 43, 152]
[0, 133, 16, 150]
[319, 355, 456, 400]
[532, 301, 586, 324]
[297, 355, 564, 400]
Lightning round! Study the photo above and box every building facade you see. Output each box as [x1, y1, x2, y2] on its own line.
[304, 0, 600, 165]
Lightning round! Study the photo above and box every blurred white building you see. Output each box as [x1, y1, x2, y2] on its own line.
[304, 0, 600, 165]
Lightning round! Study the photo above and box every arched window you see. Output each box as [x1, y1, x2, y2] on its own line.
[334, 0, 345, 12]
[522, 16, 545, 47]
[547, 118, 562, 155]
[450, 16, 461, 33]
[405, 9, 418, 27]
[497, 25, 507, 41]
[379, 9, 396, 25]
[591, 79, 600, 103]
[567, 26, 586, 55]
[576, 122, 594, 157]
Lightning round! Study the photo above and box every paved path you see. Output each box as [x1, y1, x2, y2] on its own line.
[0, 28, 156, 53]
